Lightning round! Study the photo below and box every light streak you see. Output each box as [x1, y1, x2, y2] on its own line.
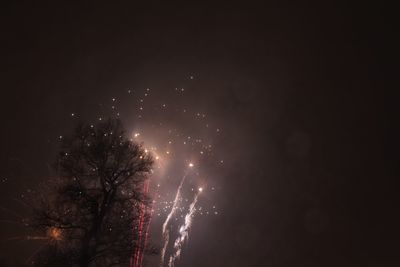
[138, 180, 150, 266]
[139, 202, 155, 267]
[168, 190, 200, 267]
[131, 179, 150, 267]
[159, 172, 188, 267]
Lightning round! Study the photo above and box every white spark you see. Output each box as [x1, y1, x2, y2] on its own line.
[160, 173, 188, 267]
[168, 192, 200, 267]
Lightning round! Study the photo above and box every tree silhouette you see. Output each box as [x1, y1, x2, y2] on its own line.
[29, 119, 154, 267]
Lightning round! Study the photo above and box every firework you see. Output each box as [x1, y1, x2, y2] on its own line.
[168, 189, 201, 267]
[159, 170, 189, 267]
[105, 87, 220, 266]
[131, 179, 150, 267]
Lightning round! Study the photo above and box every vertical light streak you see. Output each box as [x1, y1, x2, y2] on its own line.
[137, 180, 151, 267]
[159, 172, 188, 267]
[168, 191, 200, 267]
[139, 187, 157, 267]
[131, 179, 150, 267]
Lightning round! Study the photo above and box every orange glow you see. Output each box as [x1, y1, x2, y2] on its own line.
[47, 227, 62, 241]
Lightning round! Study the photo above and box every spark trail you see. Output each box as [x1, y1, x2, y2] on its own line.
[159, 172, 189, 267]
[168, 189, 201, 267]
[139, 186, 158, 267]
[139, 210, 152, 267]
[137, 179, 158, 267]
[131, 179, 150, 267]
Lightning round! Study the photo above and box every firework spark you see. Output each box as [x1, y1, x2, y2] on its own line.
[137, 179, 152, 267]
[159, 171, 189, 267]
[131, 179, 150, 267]
[139, 199, 155, 267]
[168, 189, 201, 267]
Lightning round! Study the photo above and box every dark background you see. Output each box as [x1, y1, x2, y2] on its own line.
[0, 1, 394, 266]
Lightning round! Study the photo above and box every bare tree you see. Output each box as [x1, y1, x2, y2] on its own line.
[29, 119, 154, 267]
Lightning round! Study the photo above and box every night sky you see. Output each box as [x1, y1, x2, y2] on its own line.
[0, 1, 394, 266]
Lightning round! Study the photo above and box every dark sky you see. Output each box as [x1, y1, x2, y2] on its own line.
[0, 1, 394, 266]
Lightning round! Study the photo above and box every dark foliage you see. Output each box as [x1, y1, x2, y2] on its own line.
[29, 119, 154, 267]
